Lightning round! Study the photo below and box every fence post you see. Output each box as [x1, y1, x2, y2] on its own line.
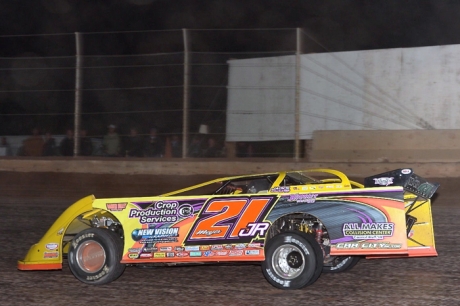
[182, 28, 191, 158]
[73, 32, 83, 157]
[294, 28, 302, 160]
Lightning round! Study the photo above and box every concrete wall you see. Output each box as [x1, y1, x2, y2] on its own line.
[2, 129, 460, 178]
[311, 129, 460, 163]
[0, 157, 459, 178]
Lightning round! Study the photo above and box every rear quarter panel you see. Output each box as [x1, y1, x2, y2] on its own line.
[265, 187, 409, 256]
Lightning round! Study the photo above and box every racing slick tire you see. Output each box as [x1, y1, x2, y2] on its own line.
[262, 232, 323, 289]
[68, 228, 125, 285]
[322, 256, 360, 273]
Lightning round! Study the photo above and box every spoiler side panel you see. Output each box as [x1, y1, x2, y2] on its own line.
[406, 195, 437, 257]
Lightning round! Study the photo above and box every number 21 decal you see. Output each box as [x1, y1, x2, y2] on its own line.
[185, 197, 274, 244]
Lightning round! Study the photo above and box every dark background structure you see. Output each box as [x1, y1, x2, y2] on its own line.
[1, 1, 459, 156]
[3, 1, 459, 53]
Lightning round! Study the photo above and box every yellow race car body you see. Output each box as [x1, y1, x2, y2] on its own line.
[18, 168, 439, 289]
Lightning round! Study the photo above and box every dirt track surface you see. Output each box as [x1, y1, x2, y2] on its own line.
[0, 172, 458, 306]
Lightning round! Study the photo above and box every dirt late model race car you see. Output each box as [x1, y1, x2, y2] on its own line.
[18, 168, 439, 289]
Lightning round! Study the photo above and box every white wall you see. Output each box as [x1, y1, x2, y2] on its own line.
[226, 56, 296, 141]
[227, 44, 460, 141]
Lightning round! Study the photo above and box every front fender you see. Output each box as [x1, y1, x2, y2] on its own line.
[18, 195, 95, 271]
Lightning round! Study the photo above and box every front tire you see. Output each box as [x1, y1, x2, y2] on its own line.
[68, 228, 125, 285]
[262, 232, 323, 289]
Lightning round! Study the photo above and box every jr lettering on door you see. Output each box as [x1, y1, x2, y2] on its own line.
[188, 198, 272, 241]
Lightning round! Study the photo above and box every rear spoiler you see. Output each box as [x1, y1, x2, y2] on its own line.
[364, 168, 439, 199]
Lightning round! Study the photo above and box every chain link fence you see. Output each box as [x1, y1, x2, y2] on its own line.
[0, 28, 321, 158]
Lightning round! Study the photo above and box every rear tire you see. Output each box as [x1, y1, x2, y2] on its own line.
[68, 228, 125, 285]
[323, 256, 360, 273]
[262, 232, 323, 289]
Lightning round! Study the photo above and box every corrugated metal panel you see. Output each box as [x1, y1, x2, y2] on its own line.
[227, 44, 460, 141]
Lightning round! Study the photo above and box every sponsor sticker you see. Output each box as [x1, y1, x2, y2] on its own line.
[270, 186, 290, 193]
[129, 201, 193, 224]
[288, 193, 318, 203]
[373, 177, 394, 186]
[43, 252, 59, 259]
[106, 202, 127, 212]
[185, 246, 200, 251]
[45, 243, 59, 251]
[401, 169, 412, 174]
[336, 241, 402, 249]
[178, 204, 194, 218]
[342, 222, 394, 240]
[245, 249, 260, 256]
[132, 227, 179, 243]
[189, 251, 202, 257]
[153, 252, 166, 258]
[229, 250, 243, 256]
[195, 230, 222, 236]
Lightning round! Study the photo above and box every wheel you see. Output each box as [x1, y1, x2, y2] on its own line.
[322, 256, 360, 273]
[262, 232, 323, 289]
[68, 228, 125, 285]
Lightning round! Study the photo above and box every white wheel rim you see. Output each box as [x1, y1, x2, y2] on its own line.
[271, 244, 305, 279]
